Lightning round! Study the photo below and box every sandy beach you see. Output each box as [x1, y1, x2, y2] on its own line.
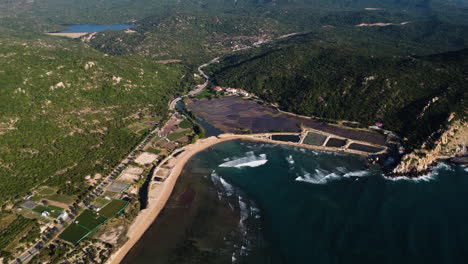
[107, 135, 246, 264]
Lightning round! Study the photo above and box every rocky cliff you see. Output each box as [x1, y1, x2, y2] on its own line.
[394, 114, 467, 173]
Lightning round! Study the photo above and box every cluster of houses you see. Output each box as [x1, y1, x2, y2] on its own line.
[213, 86, 250, 97]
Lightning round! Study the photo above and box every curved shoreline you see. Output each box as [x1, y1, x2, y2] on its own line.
[107, 136, 246, 264]
[107, 131, 383, 264]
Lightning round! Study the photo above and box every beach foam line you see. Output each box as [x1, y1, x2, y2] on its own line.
[343, 170, 371, 178]
[219, 152, 268, 168]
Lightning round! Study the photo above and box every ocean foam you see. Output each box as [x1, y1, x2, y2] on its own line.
[210, 170, 235, 198]
[295, 169, 341, 184]
[434, 162, 454, 171]
[383, 162, 457, 182]
[238, 196, 248, 232]
[219, 152, 268, 168]
[286, 155, 295, 165]
[220, 177, 235, 196]
[343, 170, 371, 178]
[383, 171, 436, 182]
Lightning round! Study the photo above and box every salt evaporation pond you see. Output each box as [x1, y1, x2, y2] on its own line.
[123, 140, 468, 264]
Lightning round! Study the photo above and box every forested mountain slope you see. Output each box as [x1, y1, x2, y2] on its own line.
[0, 35, 192, 203]
[83, 0, 468, 64]
[87, 12, 289, 64]
[208, 34, 468, 150]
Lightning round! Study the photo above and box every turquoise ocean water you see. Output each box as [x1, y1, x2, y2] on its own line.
[124, 140, 468, 264]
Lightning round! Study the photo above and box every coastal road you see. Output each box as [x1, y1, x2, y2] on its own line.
[168, 57, 219, 111]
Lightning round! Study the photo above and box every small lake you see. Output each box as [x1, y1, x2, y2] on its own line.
[56, 24, 132, 33]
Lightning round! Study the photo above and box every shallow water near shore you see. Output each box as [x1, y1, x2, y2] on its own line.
[123, 140, 468, 264]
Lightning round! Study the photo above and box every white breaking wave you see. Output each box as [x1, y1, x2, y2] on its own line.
[295, 166, 373, 184]
[383, 162, 457, 182]
[286, 155, 295, 165]
[210, 170, 235, 198]
[464, 167, 468, 172]
[238, 196, 248, 233]
[384, 172, 436, 182]
[434, 162, 454, 171]
[343, 170, 371, 178]
[219, 177, 235, 196]
[219, 152, 268, 168]
[295, 169, 341, 184]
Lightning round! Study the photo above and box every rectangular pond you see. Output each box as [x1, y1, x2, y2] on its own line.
[303, 132, 328, 146]
[271, 135, 301, 143]
[325, 138, 347, 148]
[348, 143, 384, 153]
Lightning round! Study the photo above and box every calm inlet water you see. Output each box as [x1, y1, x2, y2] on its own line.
[56, 24, 132, 33]
[124, 140, 468, 264]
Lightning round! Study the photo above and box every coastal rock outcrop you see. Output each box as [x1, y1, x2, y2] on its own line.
[394, 116, 467, 173]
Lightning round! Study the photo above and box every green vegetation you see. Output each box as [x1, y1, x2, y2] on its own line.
[178, 120, 192, 129]
[0, 215, 39, 252]
[209, 33, 468, 150]
[88, 12, 289, 65]
[0, 35, 193, 205]
[75, 210, 107, 231]
[146, 147, 162, 155]
[46, 194, 75, 205]
[59, 224, 91, 244]
[94, 197, 111, 207]
[60, 200, 127, 244]
[98, 199, 128, 218]
[167, 130, 191, 141]
[32, 205, 64, 218]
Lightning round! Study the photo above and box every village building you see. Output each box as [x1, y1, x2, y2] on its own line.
[237, 89, 250, 97]
[225, 88, 237, 94]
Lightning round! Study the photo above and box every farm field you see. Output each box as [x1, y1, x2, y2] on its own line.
[32, 205, 64, 218]
[75, 210, 107, 231]
[59, 200, 128, 244]
[98, 199, 128, 218]
[59, 224, 91, 244]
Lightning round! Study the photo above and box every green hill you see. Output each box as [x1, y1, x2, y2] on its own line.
[0, 35, 193, 203]
[208, 33, 468, 150]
